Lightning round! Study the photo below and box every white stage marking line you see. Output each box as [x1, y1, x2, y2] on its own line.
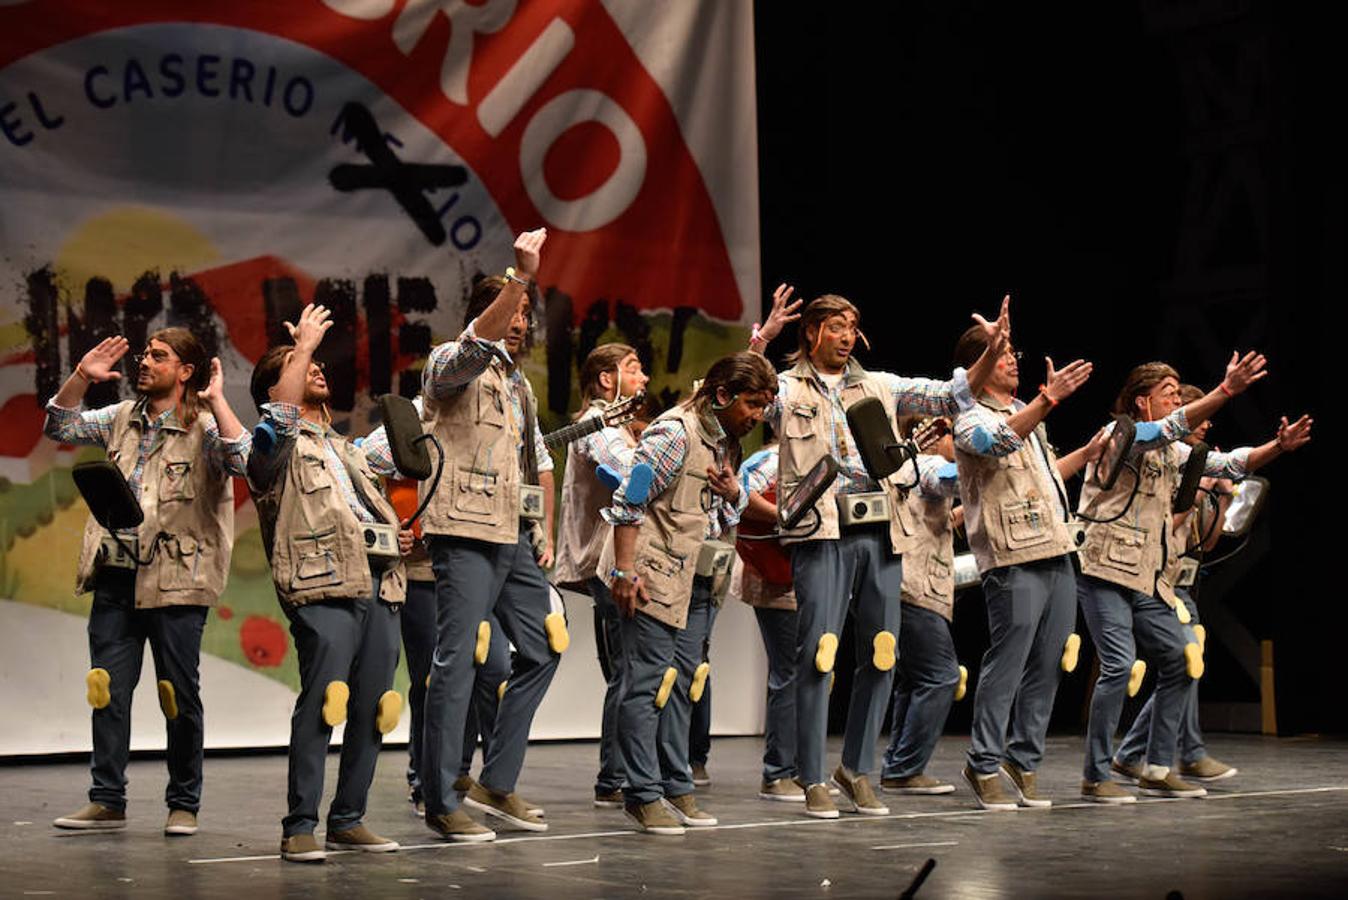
[186, 785, 1348, 865]
[871, 841, 959, 851]
[542, 855, 600, 868]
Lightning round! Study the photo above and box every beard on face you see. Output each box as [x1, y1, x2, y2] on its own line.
[303, 382, 330, 405]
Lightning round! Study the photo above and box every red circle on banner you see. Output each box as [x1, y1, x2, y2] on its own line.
[544, 120, 621, 203]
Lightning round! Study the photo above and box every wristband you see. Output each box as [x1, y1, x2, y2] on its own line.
[505, 266, 531, 287]
[73, 364, 91, 382]
[1218, 382, 1234, 399]
[1038, 385, 1058, 408]
[609, 567, 639, 584]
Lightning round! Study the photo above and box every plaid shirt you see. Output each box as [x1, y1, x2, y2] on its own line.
[763, 363, 973, 495]
[261, 402, 377, 523]
[604, 416, 746, 539]
[572, 405, 638, 474]
[916, 454, 960, 503]
[739, 445, 778, 497]
[44, 397, 251, 499]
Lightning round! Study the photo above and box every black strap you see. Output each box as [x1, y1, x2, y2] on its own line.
[520, 379, 540, 487]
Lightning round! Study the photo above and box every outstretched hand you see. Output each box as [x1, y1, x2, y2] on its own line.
[513, 228, 548, 279]
[971, 294, 1011, 359]
[1043, 357, 1092, 403]
[78, 336, 130, 383]
[1275, 414, 1313, 452]
[283, 304, 333, 353]
[1221, 350, 1269, 396]
[757, 283, 803, 344]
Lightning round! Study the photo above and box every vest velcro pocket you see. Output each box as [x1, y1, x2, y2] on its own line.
[297, 455, 332, 494]
[290, 528, 343, 589]
[477, 384, 507, 429]
[451, 465, 501, 524]
[784, 402, 819, 440]
[636, 543, 688, 606]
[159, 459, 197, 502]
[926, 553, 954, 600]
[998, 498, 1052, 550]
[1100, 523, 1148, 576]
[159, 534, 201, 591]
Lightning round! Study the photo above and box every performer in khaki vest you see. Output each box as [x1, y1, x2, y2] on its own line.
[733, 434, 806, 802]
[1075, 359, 1311, 803]
[247, 304, 410, 862]
[602, 352, 777, 835]
[418, 229, 562, 842]
[44, 329, 249, 836]
[1114, 384, 1240, 785]
[949, 325, 1095, 809]
[880, 416, 964, 796]
[750, 287, 1008, 819]
[553, 343, 648, 808]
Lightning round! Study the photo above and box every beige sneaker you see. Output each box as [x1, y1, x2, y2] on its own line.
[832, 766, 889, 815]
[1081, 780, 1137, 804]
[665, 793, 717, 827]
[53, 803, 126, 830]
[880, 773, 955, 795]
[464, 782, 548, 832]
[280, 833, 326, 863]
[425, 809, 496, 843]
[961, 764, 1018, 811]
[325, 824, 400, 852]
[1110, 757, 1144, 785]
[457, 775, 543, 816]
[164, 809, 198, 836]
[452, 774, 475, 794]
[691, 763, 711, 786]
[624, 800, 686, 836]
[1139, 771, 1207, 799]
[802, 781, 839, 819]
[1000, 762, 1051, 808]
[1179, 756, 1238, 782]
[594, 788, 625, 809]
[758, 778, 806, 802]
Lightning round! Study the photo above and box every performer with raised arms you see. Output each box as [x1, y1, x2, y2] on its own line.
[45, 330, 249, 837]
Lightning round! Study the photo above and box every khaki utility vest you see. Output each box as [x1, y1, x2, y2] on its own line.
[252, 425, 406, 608]
[1078, 441, 1185, 607]
[599, 405, 732, 629]
[419, 357, 523, 545]
[897, 457, 956, 622]
[554, 402, 637, 588]
[75, 401, 234, 608]
[776, 359, 917, 554]
[955, 398, 1077, 573]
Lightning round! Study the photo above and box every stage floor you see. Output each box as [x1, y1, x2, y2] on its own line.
[3, 733, 1347, 898]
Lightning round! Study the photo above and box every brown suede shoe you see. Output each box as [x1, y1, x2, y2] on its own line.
[1138, 771, 1207, 799]
[801, 781, 839, 819]
[962, 764, 1018, 811]
[1110, 758, 1144, 785]
[758, 778, 806, 802]
[832, 766, 889, 815]
[1179, 756, 1238, 782]
[425, 809, 496, 843]
[280, 833, 326, 863]
[464, 781, 548, 832]
[624, 800, 685, 835]
[594, 788, 625, 809]
[1000, 762, 1051, 808]
[1081, 780, 1137, 804]
[880, 773, 955, 795]
[164, 809, 198, 835]
[665, 793, 717, 827]
[53, 803, 125, 830]
[325, 824, 399, 852]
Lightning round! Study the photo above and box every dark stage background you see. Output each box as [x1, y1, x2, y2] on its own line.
[755, 1, 1338, 735]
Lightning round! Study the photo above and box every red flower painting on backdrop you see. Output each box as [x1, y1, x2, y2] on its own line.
[239, 615, 287, 668]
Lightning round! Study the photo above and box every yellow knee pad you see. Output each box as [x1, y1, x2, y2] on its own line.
[1127, 660, 1147, 697]
[1061, 633, 1081, 673]
[815, 632, 838, 674]
[690, 662, 711, 703]
[376, 690, 402, 735]
[545, 612, 570, 654]
[1175, 602, 1192, 625]
[157, 680, 178, 721]
[1193, 624, 1207, 654]
[497, 679, 508, 701]
[955, 664, 969, 702]
[1184, 643, 1205, 680]
[86, 668, 111, 709]
[654, 667, 678, 709]
[872, 631, 897, 672]
[322, 681, 350, 727]
[474, 620, 491, 665]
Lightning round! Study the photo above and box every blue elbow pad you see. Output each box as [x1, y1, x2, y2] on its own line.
[596, 464, 623, 490]
[937, 462, 959, 482]
[252, 421, 277, 456]
[1135, 422, 1163, 442]
[970, 427, 994, 454]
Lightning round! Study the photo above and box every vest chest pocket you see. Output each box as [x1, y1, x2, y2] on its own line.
[1100, 523, 1148, 576]
[477, 384, 508, 429]
[784, 403, 819, 440]
[290, 528, 343, 590]
[452, 466, 501, 524]
[671, 471, 711, 515]
[637, 543, 688, 606]
[297, 454, 332, 494]
[926, 553, 954, 600]
[159, 535, 202, 591]
[1138, 458, 1164, 496]
[998, 498, 1052, 550]
[159, 459, 197, 502]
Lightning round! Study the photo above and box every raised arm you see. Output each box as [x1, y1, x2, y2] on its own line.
[1003, 356, 1093, 439]
[197, 357, 251, 477]
[1179, 350, 1269, 431]
[43, 336, 130, 447]
[964, 295, 1011, 398]
[475, 228, 546, 342]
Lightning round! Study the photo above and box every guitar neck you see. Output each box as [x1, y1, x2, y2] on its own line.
[543, 415, 604, 451]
